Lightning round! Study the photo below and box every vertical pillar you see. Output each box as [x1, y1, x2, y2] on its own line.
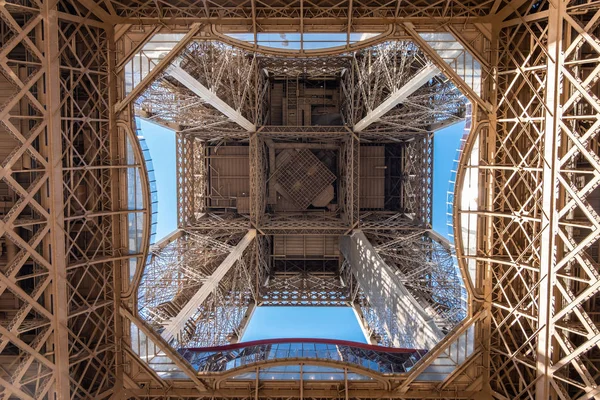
[108, 23, 125, 398]
[254, 367, 260, 400]
[344, 367, 349, 400]
[480, 14, 500, 397]
[299, 363, 304, 399]
[42, 1, 70, 397]
[535, 1, 564, 399]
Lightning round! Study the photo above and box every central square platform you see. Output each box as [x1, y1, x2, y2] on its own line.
[275, 149, 336, 210]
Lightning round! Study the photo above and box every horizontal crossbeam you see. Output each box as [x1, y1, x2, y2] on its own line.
[340, 230, 444, 349]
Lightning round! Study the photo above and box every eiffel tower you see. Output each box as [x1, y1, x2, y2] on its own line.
[0, 1, 598, 399]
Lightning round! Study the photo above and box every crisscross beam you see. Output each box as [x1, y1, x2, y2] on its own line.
[161, 229, 257, 342]
[353, 64, 440, 132]
[340, 230, 444, 349]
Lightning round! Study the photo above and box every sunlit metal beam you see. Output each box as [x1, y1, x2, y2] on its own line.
[229, 301, 256, 344]
[340, 230, 444, 349]
[351, 302, 379, 345]
[353, 64, 439, 132]
[167, 65, 256, 132]
[161, 230, 257, 342]
[115, 23, 201, 113]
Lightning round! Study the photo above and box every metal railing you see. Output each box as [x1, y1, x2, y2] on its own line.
[180, 338, 426, 375]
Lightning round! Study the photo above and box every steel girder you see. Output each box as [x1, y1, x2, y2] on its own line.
[466, 2, 600, 398]
[2, 1, 599, 400]
[0, 1, 151, 397]
[68, 1, 499, 26]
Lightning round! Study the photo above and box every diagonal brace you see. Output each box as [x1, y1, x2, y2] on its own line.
[353, 64, 440, 132]
[161, 229, 257, 342]
[167, 65, 256, 132]
[340, 230, 444, 349]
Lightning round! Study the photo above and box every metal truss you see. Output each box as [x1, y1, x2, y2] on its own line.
[138, 228, 256, 347]
[76, 1, 497, 25]
[187, 213, 252, 231]
[255, 64, 269, 128]
[403, 134, 433, 226]
[258, 126, 349, 142]
[452, 2, 600, 398]
[138, 75, 248, 138]
[343, 41, 466, 141]
[366, 230, 464, 331]
[260, 260, 351, 306]
[0, 1, 154, 397]
[249, 134, 267, 227]
[355, 293, 395, 346]
[340, 229, 461, 349]
[346, 41, 428, 124]
[5, 1, 600, 400]
[259, 55, 350, 78]
[137, 40, 261, 139]
[340, 259, 393, 345]
[340, 134, 360, 227]
[259, 214, 349, 236]
[135, 216, 269, 349]
[176, 134, 205, 226]
[136, 39, 465, 145]
[357, 81, 466, 139]
[254, 234, 271, 297]
[358, 212, 427, 230]
[255, 130, 355, 234]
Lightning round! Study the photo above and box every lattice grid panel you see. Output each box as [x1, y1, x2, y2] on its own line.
[275, 149, 336, 210]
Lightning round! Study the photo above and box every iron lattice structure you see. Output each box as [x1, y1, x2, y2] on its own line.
[0, 1, 598, 400]
[138, 229, 257, 348]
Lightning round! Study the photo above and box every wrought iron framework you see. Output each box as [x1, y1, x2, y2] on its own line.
[1, 1, 599, 399]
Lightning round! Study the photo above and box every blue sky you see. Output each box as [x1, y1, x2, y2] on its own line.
[138, 118, 465, 344]
[432, 122, 466, 235]
[243, 307, 366, 342]
[137, 118, 178, 240]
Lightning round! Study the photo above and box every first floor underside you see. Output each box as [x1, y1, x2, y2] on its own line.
[0, 1, 599, 399]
